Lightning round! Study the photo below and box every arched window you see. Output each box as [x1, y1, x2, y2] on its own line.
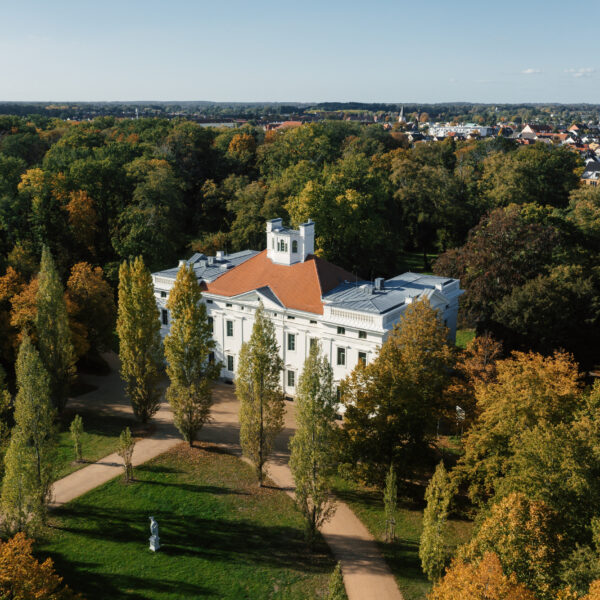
[292, 240, 298, 253]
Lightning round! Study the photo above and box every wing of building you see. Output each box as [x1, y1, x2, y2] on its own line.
[152, 219, 464, 409]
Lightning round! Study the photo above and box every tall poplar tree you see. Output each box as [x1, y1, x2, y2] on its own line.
[289, 342, 337, 547]
[117, 256, 163, 423]
[237, 303, 284, 486]
[164, 263, 220, 445]
[420, 461, 453, 581]
[0, 366, 11, 480]
[1, 336, 56, 534]
[36, 246, 75, 412]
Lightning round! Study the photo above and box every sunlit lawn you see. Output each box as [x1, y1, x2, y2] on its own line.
[332, 475, 472, 600]
[41, 444, 337, 600]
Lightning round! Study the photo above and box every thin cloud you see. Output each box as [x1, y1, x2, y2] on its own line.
[522, 68, 542, 74]
[565, 67, 595, 78]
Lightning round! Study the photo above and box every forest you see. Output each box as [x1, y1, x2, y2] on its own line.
[0, 114, 598, 375]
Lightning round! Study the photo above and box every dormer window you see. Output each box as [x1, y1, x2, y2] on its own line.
[292, 240, 298, 253]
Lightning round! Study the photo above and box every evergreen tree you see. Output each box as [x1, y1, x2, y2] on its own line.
[117, 256, 163, 423]
[237, 303, 283, 486]
[117, 427, 135, 482]
[1, 336, 56, 534]
[164, 263, 220, 446]
[384, 465, 398, 542]
[36, 246, 75, 412]
[289, 342, 337, 548]
[69, 414, 83, 462]
[327, 562, 347, 600]
[420, 461, 453, 581]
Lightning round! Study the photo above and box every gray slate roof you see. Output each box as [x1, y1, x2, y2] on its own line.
[323, 272, 460, 315]
[153, 250, 259, 284]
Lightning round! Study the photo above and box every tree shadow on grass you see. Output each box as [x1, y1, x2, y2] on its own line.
[47, 550, 213, 599]
[50, 502, 333, 575]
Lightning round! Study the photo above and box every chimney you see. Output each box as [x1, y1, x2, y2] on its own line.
[178, 260, 186, 268]
[216, 250, 225, 260]
[266, 218, 283, 233]
[374, 277, 385, 291]
[299, 219, 315, 257]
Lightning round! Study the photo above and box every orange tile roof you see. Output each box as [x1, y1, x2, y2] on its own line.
[205, 250, 357, 315]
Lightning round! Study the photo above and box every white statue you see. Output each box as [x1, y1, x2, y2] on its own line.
[149, 516, 160, 551]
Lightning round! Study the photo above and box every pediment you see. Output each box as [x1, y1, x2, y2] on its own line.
[230, 286, 285, 310]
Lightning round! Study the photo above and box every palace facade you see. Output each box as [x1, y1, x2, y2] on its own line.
[152, 219, 463, 405]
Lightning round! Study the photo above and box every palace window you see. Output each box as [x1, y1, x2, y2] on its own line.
[226, 303, 232, 308]
[358, 352, 367, 366]
[226, 320, 233, 337]
[161, 309, 168, 325]
[337, 326, 345, 335]
[208, 352, 215, 364]
[160, 291, 166, 298]
[337, 347, 346, 366]
[287, 370, 295, 388]
[227, 355, 234, 371]
[358, 330, 367, 339]
[208, 316, 213, 333]
[292, 240, 298, 253]
[288, 333, 296, 351]
[309, 338, 318, 350]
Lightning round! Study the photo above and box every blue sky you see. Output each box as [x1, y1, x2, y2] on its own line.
[0, 0, 598, 103]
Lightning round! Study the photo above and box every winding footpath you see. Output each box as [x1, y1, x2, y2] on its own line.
[51, 355, 403, 600]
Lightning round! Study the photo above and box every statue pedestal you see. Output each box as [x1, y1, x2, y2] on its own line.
[149, 535, 160, 552]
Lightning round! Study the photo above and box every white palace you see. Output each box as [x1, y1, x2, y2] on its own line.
[152, 219, 463, 401]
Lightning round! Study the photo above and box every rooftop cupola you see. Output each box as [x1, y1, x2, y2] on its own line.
[266, 218, 314, 265]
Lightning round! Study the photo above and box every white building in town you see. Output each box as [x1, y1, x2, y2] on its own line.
[152, 219, 463, 401]
[429, 123, 496, 138]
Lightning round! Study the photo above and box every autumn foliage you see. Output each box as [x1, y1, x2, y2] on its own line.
[0, 532, 82, 599]
[429, 552, 537, 600]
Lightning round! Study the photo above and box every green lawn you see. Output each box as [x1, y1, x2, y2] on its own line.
[455, 328, 476, 349]
[397, 252, 438, 275]
[41, 444, 337, 600]
[55, 408, 138, 480]
[332, 476, 472, 600]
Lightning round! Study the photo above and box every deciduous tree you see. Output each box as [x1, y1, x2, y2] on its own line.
[0, 532, 81, 600]
[429, 552, 537, 600]
[70, 414, 83, 462]
[289, 343, 337, 547]
[420, 462, 453, 581]
[1, 336, 56, 534]
[164, 263, 220, 446]
[237, 303, 284, 486]
[341, 299, 454, 485]
[117, 256, 162, 423]
[36, 246, 75, 412]
[117, 427, 135, 483]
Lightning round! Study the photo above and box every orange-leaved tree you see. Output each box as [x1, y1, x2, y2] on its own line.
[0, 532, 82, 599]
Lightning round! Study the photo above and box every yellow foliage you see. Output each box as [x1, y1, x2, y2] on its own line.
[429, 552, 537, 600]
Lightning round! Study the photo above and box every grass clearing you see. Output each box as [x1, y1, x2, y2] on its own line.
[397, 252, 438, 275]
[455, 328, 476, 349]
[332, 475, 472, 600]
[41, 444, 337, 600]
